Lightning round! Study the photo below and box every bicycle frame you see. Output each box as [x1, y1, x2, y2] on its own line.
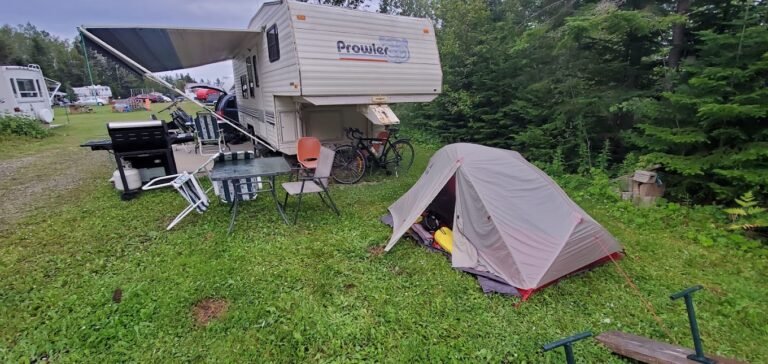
[349, 132, 407, 169]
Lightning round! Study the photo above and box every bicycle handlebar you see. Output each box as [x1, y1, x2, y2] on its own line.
[345, 127, 364, 140]
[344, 127, 401, 140]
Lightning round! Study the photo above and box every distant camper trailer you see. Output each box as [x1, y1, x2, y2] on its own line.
[80, 0, 442, 155]
[73, 85, 113, 100]
[0, 64, 60, 123]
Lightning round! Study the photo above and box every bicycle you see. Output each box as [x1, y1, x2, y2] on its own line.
[332, 127, 415, 184]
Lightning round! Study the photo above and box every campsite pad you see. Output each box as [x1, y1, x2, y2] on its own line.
[380, 213, 522, 297]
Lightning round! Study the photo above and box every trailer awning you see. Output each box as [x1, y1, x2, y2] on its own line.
[80, 26, 260, 72]
[76, 25, 276, 152]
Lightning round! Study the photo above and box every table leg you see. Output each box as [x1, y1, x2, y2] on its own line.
[270, 175, 289, 224]
[228, 185, 240, 234]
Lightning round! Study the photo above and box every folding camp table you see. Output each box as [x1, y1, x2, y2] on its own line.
[209, 156, 292, 231]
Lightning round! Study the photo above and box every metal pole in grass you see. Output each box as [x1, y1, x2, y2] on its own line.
[80, 35, 95, 87]
[670, 285, 716, 364]
[542, 331, 592, 364]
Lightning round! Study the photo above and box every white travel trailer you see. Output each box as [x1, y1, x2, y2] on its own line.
[79, 0, 442, 154]
[0, 64, 59, 123]
[73, 84, 113, 99]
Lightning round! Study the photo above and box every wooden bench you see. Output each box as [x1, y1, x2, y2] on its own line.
[596, 331, 747, 364]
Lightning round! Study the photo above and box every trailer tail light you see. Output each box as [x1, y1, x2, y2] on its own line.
[13, 107, 21, 112]
[423, 28, 430, 34]
[296, 15, 306, 20]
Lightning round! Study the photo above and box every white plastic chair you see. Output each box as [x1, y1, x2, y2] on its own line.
[142, 172, 211, 230]
[142, 155, 217, 230]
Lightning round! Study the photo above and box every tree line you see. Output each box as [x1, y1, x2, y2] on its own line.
[382, 0, 767, 204]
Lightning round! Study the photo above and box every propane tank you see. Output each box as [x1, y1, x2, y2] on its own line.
[112, 166, 142, 191]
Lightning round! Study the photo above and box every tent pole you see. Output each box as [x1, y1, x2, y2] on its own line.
[77, 26, 276, 152]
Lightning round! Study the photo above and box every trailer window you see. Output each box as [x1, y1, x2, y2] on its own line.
[267, 24, 280, 63]
[245, 56, 255, 97]
[10, 78, 17, 97]
[240, 75, 249, 99]
[251, 55, 259, 88]
[16, 79, 39, 98]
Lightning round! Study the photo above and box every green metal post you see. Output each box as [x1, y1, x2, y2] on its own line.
[670, 285, 716, 364]
[80, 34, 95, 86]
[564, 344, 575, 364]
[542, 331, 592, 364]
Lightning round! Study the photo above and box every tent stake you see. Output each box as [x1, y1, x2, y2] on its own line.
[542, 331, 592, 364]
[670, 285, 716, 364]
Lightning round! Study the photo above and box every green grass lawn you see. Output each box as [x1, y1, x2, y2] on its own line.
[0, 106, 766, 362]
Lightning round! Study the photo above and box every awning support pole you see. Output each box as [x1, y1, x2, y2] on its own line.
[77, 27, 276, 152]
[80, 35, 95, 87]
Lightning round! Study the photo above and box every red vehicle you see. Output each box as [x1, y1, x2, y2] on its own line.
[134, 93, 163, 103]
[195, 88, 220, 101]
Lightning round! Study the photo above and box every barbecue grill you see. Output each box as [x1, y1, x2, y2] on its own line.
[107, 120, 178, 199]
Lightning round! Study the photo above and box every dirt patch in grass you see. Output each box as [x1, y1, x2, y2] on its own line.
[368, 245, 385, 257]
[112, 288, 123, 303]
[192, 298, 229, 326]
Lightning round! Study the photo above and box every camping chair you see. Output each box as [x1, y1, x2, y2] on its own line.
[297, 137, 321, 170]
[142, 156, 217, 230]
[209, 151, 265, 233]
[210, 151, 263, 204]
[171, 109, 194, 134]
[281, 146, 340, 224]
[169, 110, 195, 153]
[193, 111, 229, 155]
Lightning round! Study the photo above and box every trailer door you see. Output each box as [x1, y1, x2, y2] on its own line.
[279, 111, 298, 145]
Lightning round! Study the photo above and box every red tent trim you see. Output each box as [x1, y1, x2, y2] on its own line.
[517, 251, 624, 301]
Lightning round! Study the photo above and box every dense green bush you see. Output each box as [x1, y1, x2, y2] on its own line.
[0, 115, 51, 138]
[554, 171, 767, 253]
[398, 0, 767, 204]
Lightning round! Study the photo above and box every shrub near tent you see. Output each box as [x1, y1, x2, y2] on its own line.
[385, 143, 623, 300]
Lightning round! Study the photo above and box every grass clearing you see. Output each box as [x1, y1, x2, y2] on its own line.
[0, 106, 766, 362]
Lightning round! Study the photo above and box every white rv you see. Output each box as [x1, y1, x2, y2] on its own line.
[233, 0, 441, 154]
[79, 0, 442, 154]
[73, 84, 113, 100]
[0, 64, 59, 123]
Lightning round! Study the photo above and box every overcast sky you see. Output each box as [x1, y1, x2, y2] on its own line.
[1, 0, 378, 82]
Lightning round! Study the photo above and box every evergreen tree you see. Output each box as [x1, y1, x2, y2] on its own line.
[625, 3, 768, 201]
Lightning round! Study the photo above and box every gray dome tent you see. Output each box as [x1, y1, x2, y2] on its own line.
[385, 143, 622, 299]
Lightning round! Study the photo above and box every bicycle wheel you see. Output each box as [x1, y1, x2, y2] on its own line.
[332, 145, 366, 184]
[385, 140, 415, 177]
